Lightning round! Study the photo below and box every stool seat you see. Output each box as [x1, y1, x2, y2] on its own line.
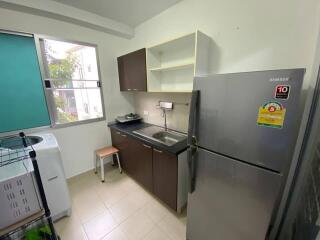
[96, 146, 119, 158]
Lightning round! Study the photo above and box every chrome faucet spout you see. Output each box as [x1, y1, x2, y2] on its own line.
[163, 108, 168, 131]
[158, 101, 173, 131]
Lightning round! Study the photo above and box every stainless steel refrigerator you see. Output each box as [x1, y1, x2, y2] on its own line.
[186, 69, 306, 240]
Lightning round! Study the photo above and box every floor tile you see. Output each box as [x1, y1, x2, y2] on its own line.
[109, 197, 140, 224]
[109, 188, 151, 224]
[158, 211, 187, 240]
[97, 164, 127, 183]
[72, 183, 107, 223]
[54, 213, 88, 240]
[141, 198, 170, 224]
[119, 177, 144, 193]
[119, 208, 155, 240]
[83, 210, 118, 240]
[97, 185, 129, 208]
[55, 168, 187, 240]
[102, 228, 128, 240]
[69, 171, 101, 191]
[94, 177, 131, 208]
[142, 226, 172, 240]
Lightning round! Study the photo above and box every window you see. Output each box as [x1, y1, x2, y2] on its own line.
[39, 38, 104, 126]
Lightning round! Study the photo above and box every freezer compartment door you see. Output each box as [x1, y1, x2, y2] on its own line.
[192, 69, 305, 172]
[186, 148, 282, 240]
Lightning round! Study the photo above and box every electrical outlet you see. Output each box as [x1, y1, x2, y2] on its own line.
[143, 110, 149, 116]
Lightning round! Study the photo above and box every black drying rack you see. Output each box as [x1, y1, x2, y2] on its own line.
[0, 132, 59, 240]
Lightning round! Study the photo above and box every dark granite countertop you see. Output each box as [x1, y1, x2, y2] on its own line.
[107, 121, 188, 155]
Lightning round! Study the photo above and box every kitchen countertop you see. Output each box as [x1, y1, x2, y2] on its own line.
[107, 121, 188, 155]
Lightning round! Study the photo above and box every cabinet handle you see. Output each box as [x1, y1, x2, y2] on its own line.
[121, 134, 127, 137]
[133, 89, 138, 91]
[116, 132, 121, 135]
[154, 149, 163, 153]
[127, 89, 132, 91]
[142, 144, 151, 149]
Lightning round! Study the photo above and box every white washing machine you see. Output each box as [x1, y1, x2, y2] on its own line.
[32, 133, 71, 221]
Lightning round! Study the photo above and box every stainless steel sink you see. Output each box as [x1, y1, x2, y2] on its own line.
[133, 126, 187, 146]
[0, 136, 43, 150]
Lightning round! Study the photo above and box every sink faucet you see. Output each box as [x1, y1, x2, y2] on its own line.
[158, 101, 173, 131]
[162, 108, 168, 131]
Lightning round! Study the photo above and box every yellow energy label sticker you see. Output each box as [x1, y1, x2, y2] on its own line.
[257, 101, 286, 129]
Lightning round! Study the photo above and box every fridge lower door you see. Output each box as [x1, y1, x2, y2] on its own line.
[186, 148, 282, 240]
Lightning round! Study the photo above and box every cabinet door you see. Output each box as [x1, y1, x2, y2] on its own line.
[117, 48, 147, 92]
[123, 136, 137, 177]
[110, 130, 130, 172]
[153, 148, 178, 210]
[131, 140, 153, 192]
[110, 129, 122, 148]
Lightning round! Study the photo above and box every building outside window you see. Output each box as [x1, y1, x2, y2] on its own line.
[39, 38, 104, 126]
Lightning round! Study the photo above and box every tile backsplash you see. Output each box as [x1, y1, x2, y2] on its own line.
[133, 92, 191, 133]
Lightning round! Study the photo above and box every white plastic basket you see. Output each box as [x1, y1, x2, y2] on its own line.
[0, 157, 42, 230]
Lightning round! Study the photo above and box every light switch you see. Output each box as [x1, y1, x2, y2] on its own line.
[143, 110, 149, 116]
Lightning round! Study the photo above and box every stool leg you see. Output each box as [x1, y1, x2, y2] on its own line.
[94, 154, 98, 174]
[112, 155, 116, 166]
[115, 153, 122, 174]
[100, 157, 105, 182]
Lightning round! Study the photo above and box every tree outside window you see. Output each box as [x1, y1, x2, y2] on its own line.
[41, 39, 104, 125]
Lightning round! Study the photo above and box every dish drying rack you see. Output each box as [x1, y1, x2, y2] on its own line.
[0, 132, 59, 240]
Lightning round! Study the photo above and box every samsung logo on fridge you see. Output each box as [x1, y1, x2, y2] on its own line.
[269, 77, 290, 82]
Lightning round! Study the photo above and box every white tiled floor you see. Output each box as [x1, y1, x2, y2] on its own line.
[54, 164, 187, 240]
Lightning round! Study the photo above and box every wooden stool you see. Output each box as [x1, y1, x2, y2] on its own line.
[94, 146, 122, 182]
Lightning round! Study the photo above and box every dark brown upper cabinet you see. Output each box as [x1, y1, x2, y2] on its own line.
[117, 48, 147, 92]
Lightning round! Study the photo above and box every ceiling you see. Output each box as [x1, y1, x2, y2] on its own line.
[51, 0, 182, 27]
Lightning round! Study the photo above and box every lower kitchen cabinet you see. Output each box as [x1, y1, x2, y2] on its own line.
[110, 128, 188, 212]
[110, 130, 132, 173]
[111, 129, 153, 192]
[153, 148, 178, 210]
[130, 138, 153, 192]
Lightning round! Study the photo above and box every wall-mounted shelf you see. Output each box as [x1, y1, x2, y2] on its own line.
[0, 210, 44, 236]
[146, 31, 211, 93]
[149, 61, 194, 72]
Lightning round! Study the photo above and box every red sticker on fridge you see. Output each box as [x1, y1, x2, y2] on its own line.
[275, 85, 290, 100]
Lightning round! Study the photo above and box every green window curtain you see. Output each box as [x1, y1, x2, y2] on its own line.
[0, 33, 50, 133]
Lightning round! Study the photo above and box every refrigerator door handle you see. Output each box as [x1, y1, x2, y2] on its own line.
[188, 90, 200, 146]
[188, 145, 197, 193]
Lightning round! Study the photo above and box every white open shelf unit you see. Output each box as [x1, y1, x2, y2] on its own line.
[146, 30, 211, 92]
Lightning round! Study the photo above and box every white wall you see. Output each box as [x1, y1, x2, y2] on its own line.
[127, 0, 320, 131]
[126, 0, 320, 85]
[0, 8, 135, 178]
[134, 92, 191, 133]
[308, 13, 320, 91]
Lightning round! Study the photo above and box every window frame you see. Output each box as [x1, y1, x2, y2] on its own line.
[34, 34, 106, 128]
